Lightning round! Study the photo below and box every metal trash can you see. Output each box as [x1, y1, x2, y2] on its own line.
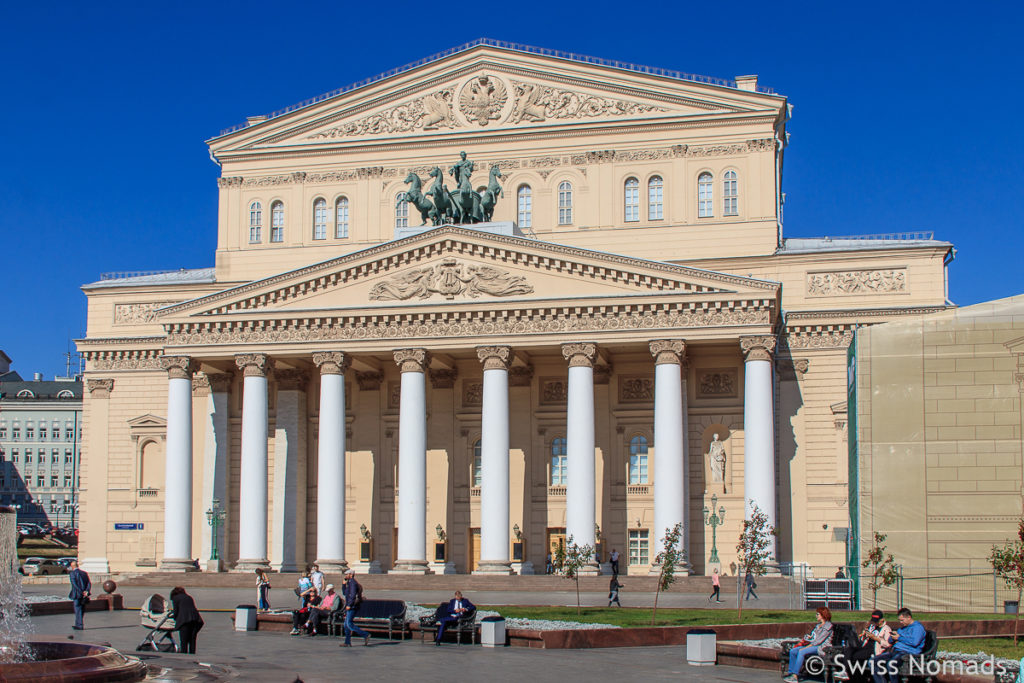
[480, 616, 506, 648]
[235, 604, 258, 631]
[1006, 600, 1019, 615]
[687, 628, 716, 666]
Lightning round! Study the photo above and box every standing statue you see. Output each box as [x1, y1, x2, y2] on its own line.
[707, 434, 726, 483]
[448, 151, 483, 223]
[395, 153, 504, 228]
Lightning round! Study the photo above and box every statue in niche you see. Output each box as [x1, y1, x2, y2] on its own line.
[707, 433, 726, 483]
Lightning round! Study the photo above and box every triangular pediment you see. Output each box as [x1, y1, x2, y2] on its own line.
[127, 414, 166, 429]
[159, 227, 778, 323]
[210, 44, 782, 153]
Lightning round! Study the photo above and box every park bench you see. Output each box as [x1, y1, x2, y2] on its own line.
[329, 599, 408, 640]
[780, 623, 853, 681]
[419, 604, 478, 645]
[895, 630, 939, 683]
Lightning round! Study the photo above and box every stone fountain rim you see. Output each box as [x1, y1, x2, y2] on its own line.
[3, 638, 148, 681]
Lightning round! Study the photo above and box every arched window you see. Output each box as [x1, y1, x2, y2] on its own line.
[57, 390, 74, 399]
[648, 176, 664, 220]
[248, 201, 262, 242]
[335, 197, 349, 238]
[312, 198, 327, 240]
[698, 173, 713, 218]
[624, 177, 639, 222]
[16, 390, 34, 398]
[472, 439, 482, 488]
[629, 435, 649, 485]
[517, 185, 532, 228]
[723, 170, 738, 216]
[557, 181, 572, 225]
[270, 201, 284, 242]
[395, 193, 408, 229]
[551, 437, 567, 485]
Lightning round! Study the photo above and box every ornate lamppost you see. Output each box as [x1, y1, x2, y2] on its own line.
[703, 494, 726, 564]
[205, 498, 226, 563]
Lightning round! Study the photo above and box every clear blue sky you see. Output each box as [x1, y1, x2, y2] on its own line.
[1, 1, 1020, 379]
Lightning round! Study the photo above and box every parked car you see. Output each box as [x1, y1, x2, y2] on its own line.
[21, 558, 66, 575]
[57, 557, 78, 569]
[17, 523, 44, 539]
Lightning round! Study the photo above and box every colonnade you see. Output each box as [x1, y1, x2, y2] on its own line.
[157, 336, 777, 573]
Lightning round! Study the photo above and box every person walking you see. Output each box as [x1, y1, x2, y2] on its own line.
[339, 569, 371, 647]
[708, 568, 722, 603]
[68, 559, 91, 630]
[744, 571, 759, 601]
[608, 576, 623, 607]
[609, 548, 620, 577]
[255, 568, 271, 612]
[545, 553, 554, 574]
[170, 586, 204, 654]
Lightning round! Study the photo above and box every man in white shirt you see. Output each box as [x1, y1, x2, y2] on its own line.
[310, 564, 325, 594]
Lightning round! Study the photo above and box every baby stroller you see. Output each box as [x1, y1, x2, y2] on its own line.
[136, 593, 179, 652]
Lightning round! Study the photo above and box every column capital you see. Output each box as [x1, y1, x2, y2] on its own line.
[235, 353, 273, 377]
[86, 378, 114, 397]
[275, 368, 308, 391]
[509, 365, 534, 387]
[476, 346, 512, 371]
[740, 335, 777, 362]
[394, 348, 430, 373]
[159, 355, 194, 380]
[313, 351, 351, 376]
[649, 340, 686, 365]
[561, 342, 597, 368]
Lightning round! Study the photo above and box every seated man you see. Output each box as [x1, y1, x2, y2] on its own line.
[290, 587, 320, 635]
[869, 607, 925, 683]
[305, 584, 341, 637]
[435, 590, 474, 646]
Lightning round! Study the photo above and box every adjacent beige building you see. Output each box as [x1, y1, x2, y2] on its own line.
[76, 41, 956, 576]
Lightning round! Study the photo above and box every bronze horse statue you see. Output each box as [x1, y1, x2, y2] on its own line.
[479, 166, 503, 222]
[427, 167, 453, 225]
[400, 172, 436, 226]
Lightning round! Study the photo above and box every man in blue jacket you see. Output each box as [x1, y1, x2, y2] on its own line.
[68, 560, 91, 630]
[870, 607, 926, 683]
[435, 591, 475, 645]
[340, 569, 372, 647]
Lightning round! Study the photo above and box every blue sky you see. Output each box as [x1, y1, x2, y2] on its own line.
[1, 1, 1020, 379]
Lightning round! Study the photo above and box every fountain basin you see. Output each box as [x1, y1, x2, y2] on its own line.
[1, 639, 147, 681]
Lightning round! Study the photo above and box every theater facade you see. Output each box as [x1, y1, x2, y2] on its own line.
[76, 41, 953, 575]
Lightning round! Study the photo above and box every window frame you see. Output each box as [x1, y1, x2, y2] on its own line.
[628, 529, 650, 565]
[395, 192, 408, 229]
[550, 437, 568, 486]
[517, 185, 532, 228]
[698, 172, 714, 218]
[249, 201, 262, 243]
[270, 201, 284, 242]
[624, 177, 640, 222]
[628, 434, 650, 485]
[557, 181, 573, 226]
[648, 175, 664, 221]
[335, 196, 350, 239]
[471, 439, 482, 488]
[312, 197, 328, 240]
[723, 170, 738, 216]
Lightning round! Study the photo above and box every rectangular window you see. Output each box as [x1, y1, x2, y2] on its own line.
[723, 174, 738, 216]
[52, 428, 59, 440]
[648, 177, 664, 220]
[0, 427, 5, 439]
[65, 450, 73, 464]
[625, 181, 639, 222]
[557, 185, 572, 225]
[51, 450, 59, 464]
[64, 476, 72, 488]
[335, 199, 349, 238]
[12, 428, 20, 439]
[51, 475, 58, 488]
[628, 454, 649, 485]
[36, 475, 44, 488]
[551, 454, 567, 486]
[313, 201, 328, 240]
[395, 194, 408, 229]
[628, 529, 649, 565]
[517, 188, 532, 228]
[698, 175, 713, 218]
[25, 450, 33, 463]
[26, 427, 34, 440]
[11, 449, 18, 463]
[65, 427, 73, 441]
[39, 427, 46, 440]
[472, 455, 482, 488]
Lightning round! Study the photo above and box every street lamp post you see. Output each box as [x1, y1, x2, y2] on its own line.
[702, 495, 726, 564]
[205, 498, 226, 564]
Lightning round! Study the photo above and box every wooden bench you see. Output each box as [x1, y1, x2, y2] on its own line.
[895, 630, 939, 683]
[419, 604, 477, 645]
[330, 599, 407, 640]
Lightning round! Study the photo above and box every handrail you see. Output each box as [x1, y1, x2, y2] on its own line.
[216, 38, 775, 137]
[99, 269, 180, 281]
[819, 231, 936, 242]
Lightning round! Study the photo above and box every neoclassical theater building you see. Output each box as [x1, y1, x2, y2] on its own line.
[77, 41, 953, 575]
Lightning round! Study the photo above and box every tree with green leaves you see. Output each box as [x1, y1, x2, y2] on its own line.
[736, 504, 774, 620]
[651, 522, 686, 625]
[862, 531, 899, 609]
[990, 520, 1024, 646]
[555, 534, 594, 615]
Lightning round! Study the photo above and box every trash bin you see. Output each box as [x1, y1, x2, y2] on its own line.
[235, 604, 258, 631]
[687, 628, 716, 666]
[1005, 600, 1019, 615]
[480, 616, 506, 648]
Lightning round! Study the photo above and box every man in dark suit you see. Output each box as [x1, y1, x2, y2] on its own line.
[68, 560, 91, 630]
[435, 590, 474, 645]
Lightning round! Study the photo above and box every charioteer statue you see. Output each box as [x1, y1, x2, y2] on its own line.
[399, 151, 504, 226]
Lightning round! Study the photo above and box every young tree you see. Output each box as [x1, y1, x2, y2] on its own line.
[989, 520, 1024, 646]
[556, 535, 595, 616]
[651, 523, 686, 625]
[862, 531, 899, 609]
[736, 504, 774, 620]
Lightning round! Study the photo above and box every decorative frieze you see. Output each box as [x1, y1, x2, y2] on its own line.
[234, 353, 272, 377]
[649, 339, 686, 365]
[462, 381, 483, 407]
[509, 366, 534, 387]
[740, 335, 777, 362]
[806, 269, 907, 296]
[86, 351, 163, 371]
[369, 258, 534, 301]
[192, 372, 232, 395]
[697, 369, 737, 397]
[783, 329, 854, 350]
[476, 346, 512, 371]
[86, 378, 114, 397]
[510, 80, 665, 124]
[619, 376, 654, 402]
[355, 371, 384, 391]
[312, 351, 351, 376]
[393, 348, 430, 373]
[561, 342, 597, 368]
[216, 176, 243, 188]
[309, 88, 459, 140]
[114, 302, 179, 325]
[429, 368, 458, 389]
[158, 355, 193, 380]
[540, 378, 568, 404]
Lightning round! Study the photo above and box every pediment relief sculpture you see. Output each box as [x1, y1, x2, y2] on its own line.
[368, 257, 533, 302]
[459, 75, 508, 126]
[510, 80, 668, 124]
[308, 88, 460, 139]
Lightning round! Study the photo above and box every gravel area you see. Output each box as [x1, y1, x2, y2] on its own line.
[406, 603, 620, 631]
[23, 594, 65, 604]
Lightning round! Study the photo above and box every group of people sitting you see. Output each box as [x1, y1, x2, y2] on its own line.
[784, 606, 927, 683]
[289, 567, 372, 646]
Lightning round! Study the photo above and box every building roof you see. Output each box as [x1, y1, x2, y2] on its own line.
[0, 380, 83, 401]
[82, 267, 216, 290]
[779, 232, 953, 255]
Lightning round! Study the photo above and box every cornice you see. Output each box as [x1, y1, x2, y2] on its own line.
[76, 336, 167, 346]
[785, 305, 950, 322]
[83, 347, 164, 371]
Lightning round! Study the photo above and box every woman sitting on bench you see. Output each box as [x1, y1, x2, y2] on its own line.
[784, 606, 833, 682]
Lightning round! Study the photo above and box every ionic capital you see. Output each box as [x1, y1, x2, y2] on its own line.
[394, 348, 430, 374]
[235, 353, 273, 377]
[740, 336, 777, 362]
[649, 340, 686, 366]
[86, 378, 114, 397]
[275, 369, 308, 391]
[476, 346, 512, 371]
[561, 342, 597, 368]
[159, 355, 194, 380]
[313, 351, 351, 376]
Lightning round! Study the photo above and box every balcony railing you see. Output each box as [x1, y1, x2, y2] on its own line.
[138, 488, 159, 498]
[627, 484, 650, 495]
[470, 487, 481, 497]
[548, 486, 567, 496]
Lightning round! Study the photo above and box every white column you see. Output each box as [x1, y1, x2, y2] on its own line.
[198, 372, 231, 572]
[234, 353, 272, 571]
[160, 355, 196, 571]
[392, 348, 430, 574]
[741, 335, 778, 558]
[476, 346, 512, 574]
[649, 341, 688, 565]
[270, 369, 307, 573]
[313, 352, 351, 571]
[562, 342, 599, 574]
